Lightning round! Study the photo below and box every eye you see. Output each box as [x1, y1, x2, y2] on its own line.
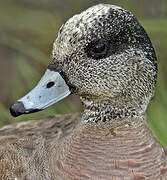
[87, 39, 109, 59]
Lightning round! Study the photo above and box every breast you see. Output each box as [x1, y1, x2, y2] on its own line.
[49, 117, 167, 180]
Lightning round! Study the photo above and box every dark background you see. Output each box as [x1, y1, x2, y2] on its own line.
[0, 0, 167, 145]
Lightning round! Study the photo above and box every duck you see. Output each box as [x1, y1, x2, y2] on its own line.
[1, 3, 167, 179]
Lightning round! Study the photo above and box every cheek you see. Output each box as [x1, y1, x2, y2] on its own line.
[66, 64, 115, 96]
[64, 57, 126, 96]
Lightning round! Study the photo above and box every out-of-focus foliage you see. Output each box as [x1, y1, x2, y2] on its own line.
[0, 0, 167, 145]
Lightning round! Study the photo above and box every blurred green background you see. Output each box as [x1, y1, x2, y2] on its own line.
[0, 0, 167, 144]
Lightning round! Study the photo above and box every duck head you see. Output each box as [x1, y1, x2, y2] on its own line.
[10, 4, 157, 120]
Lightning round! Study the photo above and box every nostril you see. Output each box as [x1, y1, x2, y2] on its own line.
[10, 101, 26, 117]
[46, 81, 55, 88]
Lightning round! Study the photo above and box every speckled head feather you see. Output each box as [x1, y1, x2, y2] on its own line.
[48, 4, 157, 122]
[50, 4, 157, 68]
[42, 4, 157, 124]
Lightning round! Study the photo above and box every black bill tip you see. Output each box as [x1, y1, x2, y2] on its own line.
[10, 101, 41, 117]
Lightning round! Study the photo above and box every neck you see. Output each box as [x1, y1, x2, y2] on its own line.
[81, 97, 146, 123]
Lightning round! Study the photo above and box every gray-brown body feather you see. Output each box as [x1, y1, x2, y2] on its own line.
[0, 114, 80, 180]
[0, 114, 167, 179]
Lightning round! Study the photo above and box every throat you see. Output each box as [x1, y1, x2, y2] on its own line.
[81, 97, 146, 123]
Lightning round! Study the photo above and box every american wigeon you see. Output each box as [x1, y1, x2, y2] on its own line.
[2, 4, 167, 179]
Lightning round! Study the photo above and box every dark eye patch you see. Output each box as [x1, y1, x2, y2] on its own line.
[86, 39, 110, 59]
[93, 43, 106, 54]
